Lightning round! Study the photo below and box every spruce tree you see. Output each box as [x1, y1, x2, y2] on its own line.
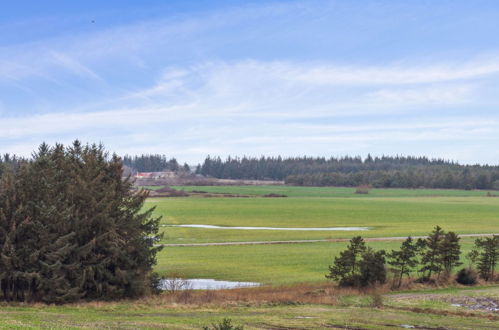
[326, 236, 366, 286]
[0, 141, 162, 303]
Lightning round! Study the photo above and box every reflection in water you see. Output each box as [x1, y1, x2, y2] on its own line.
[160, 278, 260, 290]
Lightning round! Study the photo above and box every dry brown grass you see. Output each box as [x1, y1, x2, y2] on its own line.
[145, 282, 396, 307]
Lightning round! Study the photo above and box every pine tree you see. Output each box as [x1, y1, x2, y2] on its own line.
[438, 231, 462, 277]
[475, 236, 499, 281]
[419, 226, 445, 280]
[359, 248, 386, 287]
[326, 236, 366, 286]
[387, 237, 419, 288]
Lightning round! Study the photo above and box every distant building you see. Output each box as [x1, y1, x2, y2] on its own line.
[134, 172, 154, 178]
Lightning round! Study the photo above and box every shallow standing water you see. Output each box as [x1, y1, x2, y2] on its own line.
[165, 224, 371, 231]
[159, 278, 260, 290]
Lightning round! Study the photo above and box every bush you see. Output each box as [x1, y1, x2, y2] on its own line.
[456, 268, 478, 285]
[370, 293, 383, 308]
[203, 318, 244, 330]
[355, 185, 370, 194]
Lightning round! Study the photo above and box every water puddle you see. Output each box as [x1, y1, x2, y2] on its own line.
[159, 278, 260, 290]
[165, 224, 370, 231]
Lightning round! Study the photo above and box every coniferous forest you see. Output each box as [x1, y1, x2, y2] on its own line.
[0, 142, 161, 303]
[122, 154, 181, 173]
[196, 155, 499, 189]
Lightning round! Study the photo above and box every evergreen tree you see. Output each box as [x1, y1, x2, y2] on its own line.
[359, 248, 386, 287]
[387, 237, 419, 288]
[439, 231, 462, 277]
[474, 236, 499, 281]
[466, 249, 479, 269]
[326, 236, 387, 287]
[419, 226, 445, 280]
[0, 141, 162, 303]
[326, 236, 366, 286]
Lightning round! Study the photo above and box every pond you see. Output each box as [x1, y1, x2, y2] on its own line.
[165, 224, 370, 231]
[159, 278, 260, 290]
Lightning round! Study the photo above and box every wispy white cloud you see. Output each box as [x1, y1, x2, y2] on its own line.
[2, 57, 499, 163]
[48, 52, 104, 81]
[2, 1, 499, 164]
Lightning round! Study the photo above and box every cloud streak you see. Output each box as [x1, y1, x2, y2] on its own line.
[1, 1, 499, 164]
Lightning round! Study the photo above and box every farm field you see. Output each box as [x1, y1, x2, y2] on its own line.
[154, 238, 478, 285]
[172, 185, 494, 198]
[147, 186, 499, 285]
[146, 187, 499, 245]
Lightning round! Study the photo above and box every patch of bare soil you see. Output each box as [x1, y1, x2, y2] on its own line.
[134, 176, 284, 187]
[263, 193, 288, 197]
[447, 296, 499, 313]
[389, 291, 499, 317]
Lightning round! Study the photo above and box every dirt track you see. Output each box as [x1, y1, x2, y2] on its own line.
[158, 233, 498, 247]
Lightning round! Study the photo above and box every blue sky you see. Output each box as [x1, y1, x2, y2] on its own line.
[2, 0, 499, 164]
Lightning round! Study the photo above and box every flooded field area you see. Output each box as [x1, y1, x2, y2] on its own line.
[166, 224, 371, 231]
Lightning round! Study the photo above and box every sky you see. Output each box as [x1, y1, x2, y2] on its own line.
[1, 0, 499, 164]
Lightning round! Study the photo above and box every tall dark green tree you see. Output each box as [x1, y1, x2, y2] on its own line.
[439, 231, 462, 277]
[387, 237, 419, 288]
[419, 226, 445, 280]
[474, 236, 499, 281]
[0, 141, 162, 303]
[326, 236, 366, 286]
[359, 248, 386, 287]
[326, 236, 386, 287]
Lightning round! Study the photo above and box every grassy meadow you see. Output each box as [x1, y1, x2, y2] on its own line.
[155, 238, 479, 285]
[3, 185, 499, 329]
[146, 187, 499, 245]
[146, 185, 499, 285]
[172, 185, 493, 197]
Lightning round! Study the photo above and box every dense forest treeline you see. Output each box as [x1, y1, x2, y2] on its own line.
[196, 155, 499, 190]
[123, 154, 187, 173]
[5, 153, 499, 189]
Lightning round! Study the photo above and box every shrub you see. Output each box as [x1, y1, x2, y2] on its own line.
[456, 268, 478, 285]
[355, 185, 370, 194]
[370, 292, 384, 308]
[203, 318, 244, 330]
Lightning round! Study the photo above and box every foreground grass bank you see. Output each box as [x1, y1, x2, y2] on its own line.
[0, 285, 497, 329]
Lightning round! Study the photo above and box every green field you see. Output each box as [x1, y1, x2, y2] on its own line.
[146, 186, 499, 285]
[173, 185, 494, 198]
[155, 238, 478, 285]
[3, 186, 499, 329]
[147, 194, 499, 245]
